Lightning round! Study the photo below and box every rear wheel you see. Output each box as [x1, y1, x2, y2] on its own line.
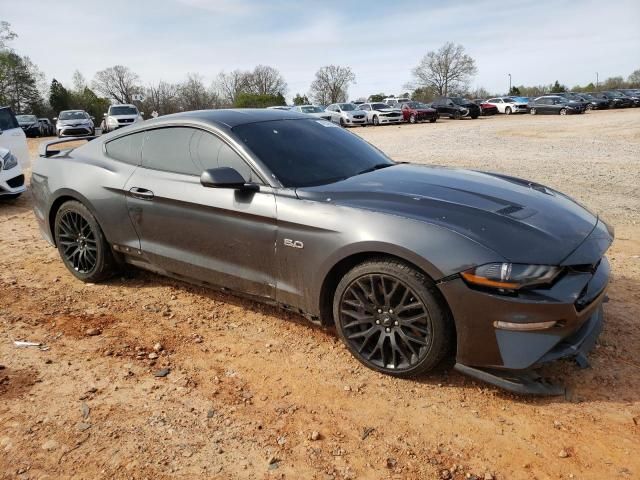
[333, 259, 452, 377]
[54, 201, 116, 283]
[452, 110, 462, 120]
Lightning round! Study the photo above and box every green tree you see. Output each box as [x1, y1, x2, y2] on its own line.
[292, 93, 309, 105]
[508, 86, 521, 95]
[583, 82, 596, 92]
[49, 78, 71, 113]
[411, 86, 437, 103]
[234, 92, 285, 108]
[367, 93, 386, 102]
[0, 50, 44, 113]
[550, 80, 566, 93]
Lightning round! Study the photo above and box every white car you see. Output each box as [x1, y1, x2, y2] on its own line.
[0, 146, 26, 199]
[0, 106, 30, 169]
[358, 102, 403, 125]
[325, 103, 367, 127]
[382, 97, 410, 107]
[485, 97, 529, 114]
[55, 110, 95, 137]
[291, 105, 332, 121]
[102, 104, 144, 133]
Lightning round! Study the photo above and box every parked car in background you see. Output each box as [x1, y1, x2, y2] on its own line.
[16, 114, 43, 137]
[571, 93, 610, 110]
[529, 96, 584, 115]
[102, 104, 144, 133]
[472, 99, 498, 116]
[551, 93, 591, 111]
[38, 118, 55, 136]
[55, 110, 95, 137]
[325, 103, 367, 127]
[31, 108, 613, 394]
[0, 106, 29, 168]
[383, 97, 410, 107]
[608, 90, 640, 107]
[485, 97, 528, 115]
[398, 101, 439, 123]
[358, 103, 403, 125]
[266, 106, 292, 111]
[0, 146, 26, 199]
[291, 105, 332, 120]
[432, 97, 480, 119]
[593, 92, 632, 108]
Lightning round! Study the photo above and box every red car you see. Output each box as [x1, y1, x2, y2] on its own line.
[399, 101, 439, 123]
[473, 99, 498, 116]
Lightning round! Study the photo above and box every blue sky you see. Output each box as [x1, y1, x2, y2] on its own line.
[3, 0, 639, 101]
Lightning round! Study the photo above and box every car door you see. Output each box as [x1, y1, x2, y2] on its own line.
[125, 126, 278, 299]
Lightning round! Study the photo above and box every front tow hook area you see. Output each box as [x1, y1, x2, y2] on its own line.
[454, 363, 565, 396]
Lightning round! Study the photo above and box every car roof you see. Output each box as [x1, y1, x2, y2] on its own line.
[145, 108, 308, 128]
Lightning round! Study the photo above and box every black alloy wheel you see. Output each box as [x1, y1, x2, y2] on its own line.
[54, 201, 116, 282]
[334, 260, 452, 377]
[530, 107, 537, 115]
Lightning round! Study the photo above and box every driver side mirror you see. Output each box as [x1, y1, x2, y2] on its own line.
[200, 167, 259, 192]
[53, 117, 58, 121]
[103, 113, 107, 117]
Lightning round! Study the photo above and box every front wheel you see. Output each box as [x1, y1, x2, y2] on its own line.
[559, 108, 567, 115]
[54, 201, 117, 282]
[333, 259, 453, 377]
[373, 115, 380, 126]
[339, 117, 345, 127]
[452, 110, 462, 120]
[409, 114, 416, 124]
[505, 107, 512, 115]
[429, 117, 437, 123]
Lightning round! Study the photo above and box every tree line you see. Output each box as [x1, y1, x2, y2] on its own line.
[2, 20, 639, 119]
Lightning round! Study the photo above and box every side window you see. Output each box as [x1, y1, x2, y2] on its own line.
[142, 127, 200, 175]
[104, 132, 145, 165]
[190, 130, 263, 184]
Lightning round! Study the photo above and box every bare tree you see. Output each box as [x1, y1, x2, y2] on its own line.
[92, 65, 141, 104]
[309, 65, 356, 105]
[0, 21, 17, 50]
[629, 68, 640, 87]
[177, 73, 220, 111]
[214, 69, 250, 106]
[145, 81, 180, 115]
[245, 65, 287, 96]
[408, 42, 477, 97]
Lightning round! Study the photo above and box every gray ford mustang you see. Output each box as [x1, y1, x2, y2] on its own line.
[32, 109, 613, 395]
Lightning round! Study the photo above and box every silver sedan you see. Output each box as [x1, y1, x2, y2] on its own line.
[358, 103, 403, 125]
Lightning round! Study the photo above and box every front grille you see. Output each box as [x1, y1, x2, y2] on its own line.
[383, 112, 401, 117]
[118, 118, 134, 124]
[353, 114, 365, 119]
[7, 174, 24, 188]
[63, 128, 89, 135]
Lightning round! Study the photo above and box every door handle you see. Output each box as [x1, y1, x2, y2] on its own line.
[129, 187, 154, 200]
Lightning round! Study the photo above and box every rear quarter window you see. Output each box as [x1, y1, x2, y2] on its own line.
[104, 131, 145, 165]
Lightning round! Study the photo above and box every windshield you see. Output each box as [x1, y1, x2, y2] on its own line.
[450, 97, 468, 105]
[110, 106, 138, 115]
[338, 103, 356, 111]
[59, 111, 87, 120]
[17, 115, 37, 123]
[300, 106, 323, 113]
[371, 103, 389, 110]
[233, 119, 394, 188]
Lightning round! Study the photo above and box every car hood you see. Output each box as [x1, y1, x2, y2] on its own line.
[296, 164, 605, 265]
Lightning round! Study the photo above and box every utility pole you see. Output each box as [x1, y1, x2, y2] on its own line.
[596, 72, 599, 89]
[508, 73, 512, 94]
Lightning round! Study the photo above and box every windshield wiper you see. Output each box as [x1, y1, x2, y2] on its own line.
[355, 163, 394, 176]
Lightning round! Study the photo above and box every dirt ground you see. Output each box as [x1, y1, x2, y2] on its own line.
[1, 109, 639, 480]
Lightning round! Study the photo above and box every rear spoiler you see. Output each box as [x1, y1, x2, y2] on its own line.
[39, 136, 97, 158]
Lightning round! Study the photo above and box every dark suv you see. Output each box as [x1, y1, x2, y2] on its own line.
[431, 97, 480, 119]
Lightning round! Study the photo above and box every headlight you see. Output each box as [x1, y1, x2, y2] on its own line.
[2, 151, 18, 170]
[461, 263, 561, 291]
[107, 117, 118, 126]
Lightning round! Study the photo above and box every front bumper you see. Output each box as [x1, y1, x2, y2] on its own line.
[0, 170, 26, 196]
[344, 116, 367, 126]
[21, 125, 40, 136]
[58, 125, 93, 136]
[376, 115, 403, 124]
[512, 105, 529, 113]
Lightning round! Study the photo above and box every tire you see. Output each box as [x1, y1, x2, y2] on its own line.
[409, 114, 416, 124]
[373, 115, 380, 126]
[530, 108, 537, 115]
[505, 107, 512, 115]
[333, 259, 453, 377]
[585, 104, 593, 111]
[559, 108, 567, 115]
[429, 117, 437, 123]
[452, 110, 462, 120]
[339, 117, 345, 127]
[471, 114, 478, 119]
[54, 201, 117, 283]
